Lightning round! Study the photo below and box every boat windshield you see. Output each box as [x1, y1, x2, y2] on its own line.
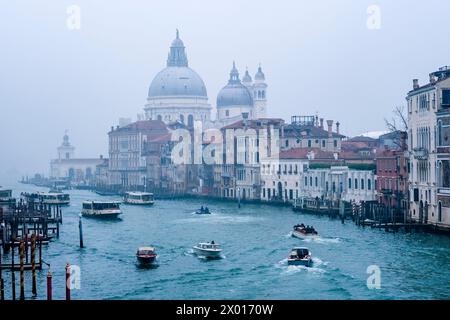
[138, 250, 154, 255]
[92, 203, 120, 210]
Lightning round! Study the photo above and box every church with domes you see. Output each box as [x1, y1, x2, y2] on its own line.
[144, 30, 268, 128]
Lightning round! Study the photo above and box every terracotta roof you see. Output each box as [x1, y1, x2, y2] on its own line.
[283, 124, 345, 139]
[221, 118, 285, 129]
[109, 120, 168, 134]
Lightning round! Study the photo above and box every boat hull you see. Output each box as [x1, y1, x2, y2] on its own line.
[195, 210, 211, 215]
[81, 209, 122, 219]
[287, 258, 312, 267]
[292, 230, 319, 240]
[137, 255, 157, 264]
[193, 247, 222, 258]
[124, 200, 154, 206]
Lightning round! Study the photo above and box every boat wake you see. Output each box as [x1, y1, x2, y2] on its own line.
[301, 237, 341, 244]
[275, 257, 326, 275]
[177, 214, 264, 225]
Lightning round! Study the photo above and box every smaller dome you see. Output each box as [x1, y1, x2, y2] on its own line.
[217, 85, 253, 108]
[255, 65, 265, 81]
[217, 62, 253, 108]
[242, 69, 252, 84]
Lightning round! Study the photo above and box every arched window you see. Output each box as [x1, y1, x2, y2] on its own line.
[180, 114, 184, 124]
[368, 179, 372, 190]
[187, 114, 194, 127]
[258, 91, 261, 99]
[262, 91, 265, 99]
[157, 115, 162, 121]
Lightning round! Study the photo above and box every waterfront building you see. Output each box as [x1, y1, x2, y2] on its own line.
[260, 155, 309, 203]
[281, 116, 344, 152]
[375, 135, 409, 215]
[213, 118, 284, 200]
[435, 67, 450, 230]
[407, 66, 450, 226]
[108, 120, 168, 189]
[299, 166, 377, 203]
[50, 132, 104, 185]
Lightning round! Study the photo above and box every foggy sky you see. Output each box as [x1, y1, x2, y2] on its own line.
[1, 0, 450, 183]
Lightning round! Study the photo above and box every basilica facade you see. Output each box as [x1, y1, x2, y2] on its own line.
[144, 30, 268, 128]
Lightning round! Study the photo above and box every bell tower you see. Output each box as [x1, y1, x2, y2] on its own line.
[57, 131, 75, 160]
[253, 64, 267, 118]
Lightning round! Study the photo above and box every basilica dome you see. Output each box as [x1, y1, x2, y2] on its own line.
[148, 67, 207, 98]
[147, 30, 208, 99]
[217, 62, 253, 108]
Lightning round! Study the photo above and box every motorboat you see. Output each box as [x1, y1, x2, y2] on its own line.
[195, 207, 211, 215]
[136, 247, 157, 264]
[81, 201, 122, 218]
[123, 192, 154, 205]
[287, 247, 312, 267]
[193, 241, 222, 259]
[292, 223, 319, 239]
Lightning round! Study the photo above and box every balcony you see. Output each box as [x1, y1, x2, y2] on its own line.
[413, 148, 429, 160]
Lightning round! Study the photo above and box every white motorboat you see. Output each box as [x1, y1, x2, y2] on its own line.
[287, 247, 312, 267]
[292, 224, 319, 239]
[81, 201, 122, 218]
[193, 241, 222, 259]
[123, 192, 154, 205]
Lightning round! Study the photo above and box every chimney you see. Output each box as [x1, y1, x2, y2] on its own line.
[429, 73, 436, 84]
[327, 120, 333, 138]
[413, 79, 419, 90]
[320, 118, 324, 130]
[336, 121, 340, 135]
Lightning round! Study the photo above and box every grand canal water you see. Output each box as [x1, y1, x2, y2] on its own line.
[2, 183, 450, 300]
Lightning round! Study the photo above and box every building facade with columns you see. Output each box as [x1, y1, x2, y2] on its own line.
[407, 67, 450, 227]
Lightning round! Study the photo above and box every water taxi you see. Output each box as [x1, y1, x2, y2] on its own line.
[81, 201, 122, 218]
[287, 247, 312, 267]
[136, 247, 157, 265]
[123, 192, 155, 205]
[292, 224, 319, 239]
[21, 191, 70, 205]
[193, 241, 222, 259]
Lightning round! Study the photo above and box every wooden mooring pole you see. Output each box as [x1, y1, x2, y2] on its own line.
[11, 239, 16, 300]
[47, 270, 52, 301]
[0, 244, 4, 301]
[79, 214, 84, 248]
[31, 234, 37, 296]
[65, 263, 71, 301]
[19, 239, 25, 300]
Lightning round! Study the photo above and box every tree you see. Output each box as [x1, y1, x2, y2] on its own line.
[383, 106, 408, 150]
[384, 105, 408, 132]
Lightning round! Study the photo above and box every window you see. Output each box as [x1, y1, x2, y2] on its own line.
[334, 140, 338, 148]
[225, 110, 230, 117]
[355, 179, 358, 189]
[315, 177, 318, 187]
[368, 179, 372, 190]
[285, 140, 289, 147]
[304, 177, 308, 186]
[348, 178, 352, 189]
[263, 188, 266, 198]
[308, 140, 312, 147]
[322, 140, 325, 148]
[310, 177, 313, 186]
[361, 179, 365, 190]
